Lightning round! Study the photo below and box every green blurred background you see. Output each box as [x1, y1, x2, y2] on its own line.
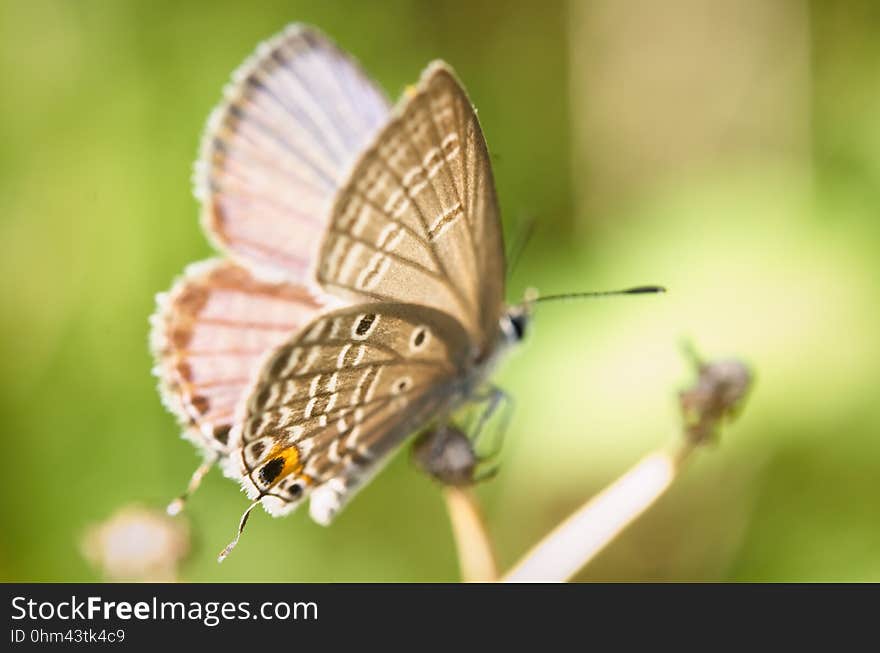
[1, 0, 878, 582]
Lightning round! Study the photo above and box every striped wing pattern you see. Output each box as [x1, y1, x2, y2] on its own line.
[150, 259, 325, 456]
[228, 303, 471, 523]
[317, 62, 505, 351]
[195, 25, 391, 284]
[153, 25, 507, 530]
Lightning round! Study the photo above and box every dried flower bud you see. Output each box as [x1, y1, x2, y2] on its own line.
[81, 505, 190, 582]
[679, 354, 752, 445]
[413, 426, 479, 486]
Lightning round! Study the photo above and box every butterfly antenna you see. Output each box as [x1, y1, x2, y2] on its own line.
[533, 285, 666, 304]
[217, 500, 260, 563]
[167, 456, 216, 516]
[506, 215, 537, 279]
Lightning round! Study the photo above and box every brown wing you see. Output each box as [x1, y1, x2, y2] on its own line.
[316, 62, 506, 352]
[150, 259, 325, 455]
[195, 24, 391, 284]
[227, 302, 472, 523]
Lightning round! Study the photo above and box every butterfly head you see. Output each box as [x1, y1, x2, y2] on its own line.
[500, 287, 539, 346]
[500, 302, 533, 346]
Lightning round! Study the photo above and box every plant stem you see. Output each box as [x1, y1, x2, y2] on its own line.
[443, 487, 498, 582]
[502, 442, 696, 582]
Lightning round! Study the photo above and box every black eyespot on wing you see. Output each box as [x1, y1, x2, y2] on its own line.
[355, 313, 376, 336]
[258, 457, 285, 485]
[287, 482, 303, 498]
[413, 328, 426, 347]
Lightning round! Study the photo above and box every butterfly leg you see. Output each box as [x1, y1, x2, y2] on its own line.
[468, 386, 515, 480]
[412, 389, 512, 486]
[166, 454, 217, 516]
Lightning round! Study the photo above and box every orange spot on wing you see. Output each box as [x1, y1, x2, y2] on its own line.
[259, 445, 305, 488]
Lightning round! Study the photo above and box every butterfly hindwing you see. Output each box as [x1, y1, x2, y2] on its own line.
[316, 62, 506, 351]
[195, 24, 391, 284]
[228, 302, 472, 523]
[150, 259, 326, 457]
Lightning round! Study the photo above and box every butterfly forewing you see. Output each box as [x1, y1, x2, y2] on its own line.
[195, 24, 391, 284]
[317, 62, 505, 351]
[150, 259, 326, 456]
[229, 302, 472, 523]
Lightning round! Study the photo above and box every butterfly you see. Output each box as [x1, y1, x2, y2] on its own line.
[150, 24, 660, 559]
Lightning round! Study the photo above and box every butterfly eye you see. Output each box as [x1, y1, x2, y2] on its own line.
[509, 313, 528, 341]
